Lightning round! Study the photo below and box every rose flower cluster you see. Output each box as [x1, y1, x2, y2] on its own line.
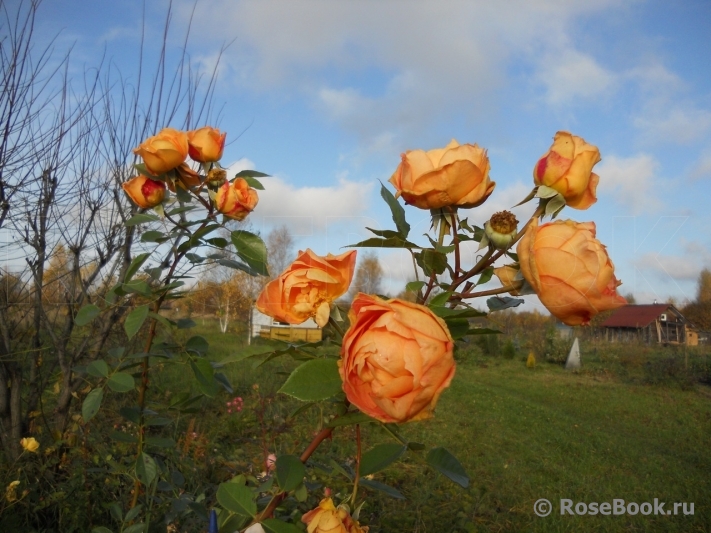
[122, 126, 258, 221]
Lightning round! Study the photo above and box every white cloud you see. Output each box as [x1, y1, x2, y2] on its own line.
[596, 154, 662, 214]
[690, 151, 711, 180]
[634, 107, 711, 145]
[536, 49, 616, 105]
[225, 160, 372, 235]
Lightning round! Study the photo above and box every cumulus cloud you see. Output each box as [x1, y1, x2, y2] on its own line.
[536, 49, 617, 105]
[226, 158, 372, 235]
[596, 154, 662, 214]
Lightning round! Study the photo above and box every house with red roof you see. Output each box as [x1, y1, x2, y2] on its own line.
[600, 304, 698, 346]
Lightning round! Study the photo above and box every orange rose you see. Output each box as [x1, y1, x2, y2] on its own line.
[256, 249, 356, 327]
[122, 175, 166, 208]
[534, 131, 600, 210]
[187, 126, 226, 163]
[214, 178, 259, 221]
[133, 128, 189, 175]
[340, 294, 455, 423]
[301, 498, 368, 533]
[389, 139, 495, 209]
[517, 218, 626, 326]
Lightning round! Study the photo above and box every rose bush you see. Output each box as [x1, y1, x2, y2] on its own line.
[517, 218, 627, 326]
[256, 249, 356, 327]
[214, 177, 259, 221]
[133, 127, 189, 175]
[121, 175, 166, 208]
[339, 294, 455, 423]
[187, 126, 226, 163]
[301, 498, 368, 533]
[534, 131, 600, 210]
[388, 139, 495, 209]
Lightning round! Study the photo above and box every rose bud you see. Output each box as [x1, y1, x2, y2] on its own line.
[534, 131, 600, 210]
[483, 210, 518, 250]
[206, 168, 227, 186]
[517, 218, 627, 326]
[389, 139, 495, 210]
[214, 178, 259, 221]
[133, 128, 189, 175]
[340, 294, 455, 423]
[187, 126, 226, 163]
[301, 498, 368, 533]
[493, 265, 524, 296]
[256, 249, 356, 327]
[122, 175, 166, 208]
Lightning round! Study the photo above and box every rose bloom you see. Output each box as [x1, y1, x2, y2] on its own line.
[256, 249, 356, 327]
[187, 126, 226, 163]
[20, 437, 39, 453]
[133, 128, 189, 175]
[389, 139, 495, 209]
[339, 294, 455, 423]
[214, 178, 259, 221]
[534, 131, 600, 210]
[517, 218, 627, 326]
[122, 175, 166, 208]
[302, 498, 368, 533]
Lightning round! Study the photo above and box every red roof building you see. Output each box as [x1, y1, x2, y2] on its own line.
[600, 304, 698, 345]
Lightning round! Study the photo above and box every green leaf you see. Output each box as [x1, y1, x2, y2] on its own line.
[166, 205, 198, 216]
[276, 455, 306, 492]
[124, 305, 149, 339]
[86, 360, 109, 378]
[216, 482, 257, 517]
[136, 452, 157, 486]
[109, 431, 137, 443]
[122, 525, 145, 533]
[231, 230, 269, 276]
[140, 230, 168, 243]
[326, 411, 375, 428]
[107, 372, 135, 393]
[145, 437, 175, 448]
[191, 359, 219, 398]
[124, 504, 142, 523]
[122, 279, 151, 296]
[366, 227, 402, 238]
[544, 194, 566, 218]
[347, 236, 420, 249]
[91, 528, 114, 533]
[417, 249, 448, 276]
[216, 258, 259, 275]
[426, 447, 469, 488]
[234, 169, 270, 179]
[125, 214, 159, 226]
[278, 358, 342, 401]
[240, 176, 265, 190]
[380, 182, 410, 237]
[262, 519, 302, 533]
[214, 372, 233, 393]
[486, 297, 524, 312]
[124, 253, 151, 282]
[359, 478, 406, 499]
[185, 335, 209, 355]
[428, 291, 452, 308]
[535, 185, 559, 199]
[75, 304, 100, 326]
[82, 388, 104, 422]
[405, 281, 426, 292]
[477, 267, 494, 286]
[407, 441, 426, 451]
[431, 307, 485, 319]
[360, 443, 407, 476]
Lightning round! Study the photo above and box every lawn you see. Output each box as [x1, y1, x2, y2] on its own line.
[160, 321, 711, 532]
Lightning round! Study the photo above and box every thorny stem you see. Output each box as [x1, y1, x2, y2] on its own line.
[459, 282, 523, 300]
[350, 424, 362, 507]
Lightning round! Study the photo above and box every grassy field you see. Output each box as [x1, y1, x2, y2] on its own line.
[150, 321, 711, 533]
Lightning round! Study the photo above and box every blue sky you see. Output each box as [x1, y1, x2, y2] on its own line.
[33, 0, 711, 307]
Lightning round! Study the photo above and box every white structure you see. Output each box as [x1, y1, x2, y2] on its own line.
[565, 337, 581, 370]
[249, 308, 320, 343]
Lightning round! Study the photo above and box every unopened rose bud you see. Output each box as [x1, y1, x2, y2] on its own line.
[484, 211, 518, 250]
[215, 178, 258, 221]
[122, 175, 166, 209]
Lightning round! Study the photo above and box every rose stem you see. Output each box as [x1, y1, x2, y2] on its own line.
[350, 424, 362, 508]
[459, 281, 524, 300]
[328, 315, 345, 339]
[422, 211, 449, 302]
[250, 426, 336, 524]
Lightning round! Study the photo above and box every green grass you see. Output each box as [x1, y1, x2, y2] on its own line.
[159, 323, 711, 532]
